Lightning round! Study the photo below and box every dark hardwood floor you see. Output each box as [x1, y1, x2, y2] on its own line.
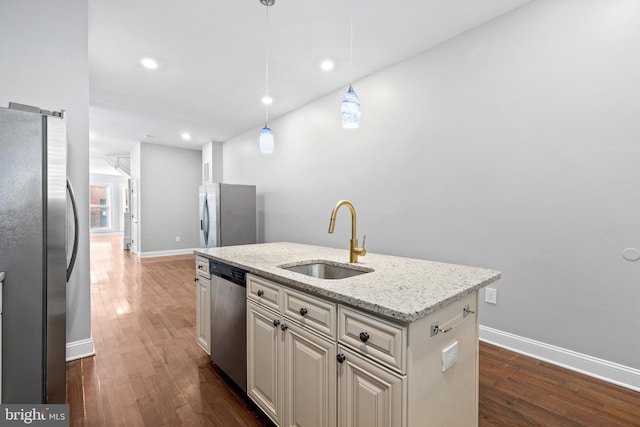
[479, 344, 640, 426]
[67, 236, 273, 427]
[67, 236, 640, 426]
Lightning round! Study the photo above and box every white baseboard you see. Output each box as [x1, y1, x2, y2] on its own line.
[479, 326, 640, 392]
[138, 248, 196, 258]
[66, 338, 95, 361]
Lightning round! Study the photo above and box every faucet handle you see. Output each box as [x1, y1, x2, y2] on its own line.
[358, 234, 367, 257]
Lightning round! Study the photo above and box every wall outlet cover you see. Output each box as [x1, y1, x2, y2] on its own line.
[442, 341, 458, 372]
[485, 287, 497, 304]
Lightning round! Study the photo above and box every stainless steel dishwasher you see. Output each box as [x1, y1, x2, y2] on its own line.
[209, 259, 247, 392]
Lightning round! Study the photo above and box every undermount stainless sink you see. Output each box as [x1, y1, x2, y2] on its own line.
[279, 260, 373, 280]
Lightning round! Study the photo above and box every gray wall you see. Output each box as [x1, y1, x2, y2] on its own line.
[223, 0, 640, 370]
[0, 1, 91, 352]
[131, 143, 201, 254]
[202, 141, 224, 184]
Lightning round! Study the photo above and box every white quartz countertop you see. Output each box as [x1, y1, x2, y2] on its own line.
[195, 242, 500, 323]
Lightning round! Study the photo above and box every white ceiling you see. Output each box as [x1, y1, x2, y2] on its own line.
[89, 0, 531, 173]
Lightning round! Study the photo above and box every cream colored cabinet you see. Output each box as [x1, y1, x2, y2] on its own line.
[338, 305, 406, 373]
[247, 275, 337, 427]
[337, 345, 405, 427]
[247, 273, 480, 427]
[247, 300, 283, 425]
[195, 256, 210, 354]
[337, 307, 407, 427]
[283, 321, 336, 427]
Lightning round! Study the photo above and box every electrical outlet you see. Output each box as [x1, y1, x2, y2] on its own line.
[442, 341, 458, 372]
[485, 287, 497, 304]
[175, 236, 181, 242]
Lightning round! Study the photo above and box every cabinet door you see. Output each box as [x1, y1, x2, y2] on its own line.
[196, 275, 210, 354]
[247, 301, 283, 425]
[283, 322, 336, 427]
[338, 346, 406, 427]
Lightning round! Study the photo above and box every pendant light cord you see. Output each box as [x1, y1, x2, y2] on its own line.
[349, 0, 354, 86]
[265, 5, 270, 124]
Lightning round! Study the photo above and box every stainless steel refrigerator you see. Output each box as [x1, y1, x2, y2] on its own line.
[0, 103, 79, 403]
[199, 183, 257, 248]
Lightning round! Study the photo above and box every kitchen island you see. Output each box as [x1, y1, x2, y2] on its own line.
[195, 242, 500, 427]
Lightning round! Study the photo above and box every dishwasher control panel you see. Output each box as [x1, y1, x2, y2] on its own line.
[209, 259, 247, 286]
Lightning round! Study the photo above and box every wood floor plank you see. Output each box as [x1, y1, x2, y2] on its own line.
[68, 236, 273, 427]
[68, 236, 640, 426]
[478, 343, 640, 426]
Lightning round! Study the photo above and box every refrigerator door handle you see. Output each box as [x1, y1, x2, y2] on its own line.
[66, 177, 79, 282]
[203, 194, 210, 247]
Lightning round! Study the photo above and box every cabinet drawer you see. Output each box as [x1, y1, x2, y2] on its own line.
[196, 256, 210, 277]
[247, 274, 281, 311]
[283, 287, 336, 339]
[338, 306, 407, 374]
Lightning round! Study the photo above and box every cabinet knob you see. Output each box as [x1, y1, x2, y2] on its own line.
[280, 324, 288, 331]
[273, 319, 280, 327]
[299, 307, 308, 316]
[257, 290, 264, 297]
[194, 277, 198, 282]
[336, 354, 346, 364]
[359, 332, 370, 343]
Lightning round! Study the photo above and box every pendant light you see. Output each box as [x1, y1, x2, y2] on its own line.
[259, 0, 275, 153]
[341, 0, 361, 129]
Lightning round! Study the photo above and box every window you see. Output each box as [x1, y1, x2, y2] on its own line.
[90, 184, 111, 230]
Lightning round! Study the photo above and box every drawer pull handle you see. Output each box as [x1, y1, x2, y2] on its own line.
[280, 324, 288, 331]
[299, 307, 308, 316]
[257, 290, 264, 297]
[359, 332, 370, 343]
[336, 354, 346, 364]
[273, 319, 280, 327]
[198, 265, 204, 269]
[194, 277, 198, 282]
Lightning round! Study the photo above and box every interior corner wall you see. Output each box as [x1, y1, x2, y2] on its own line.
[222, 0, 640, 372]
[0, 0, 92, 355]
[202, 143, 212, 183]
[202, 141, 223, 184]
[130, 143, 142, 254]
[136, 143, 201, 255]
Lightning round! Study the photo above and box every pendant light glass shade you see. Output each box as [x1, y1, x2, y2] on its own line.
[259, 0, 275, 153]
[342, 0, 360, 129]
[341, 84, 361, 129]
[259, 125, 274, 154]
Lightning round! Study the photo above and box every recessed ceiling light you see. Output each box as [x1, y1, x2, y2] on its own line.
[320, 60, 335, 71]
[262, 96, 273, 105]
[141, 57, 158, 70]
[181, 132, 191, 141]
